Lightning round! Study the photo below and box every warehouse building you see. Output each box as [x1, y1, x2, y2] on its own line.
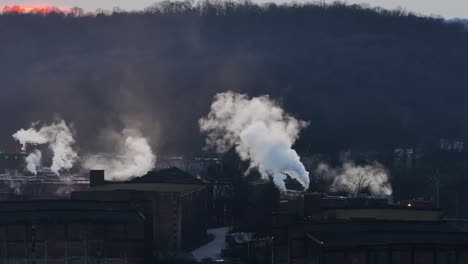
[273, 194, 468, 264]
[0, 153, 27, 174]
[71, 168, 208, 253]
[0, 200, 147, 264]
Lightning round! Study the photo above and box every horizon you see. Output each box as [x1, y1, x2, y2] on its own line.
[0, 0, 467, 19]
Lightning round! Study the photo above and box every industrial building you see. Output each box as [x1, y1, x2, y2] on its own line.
[273, 194, 468, 264]
[0, 174, 89, 201]
[0, 167, 209, 263]
[71, 168, 209, 253]
[0, 142, 89, 201]
[0, 200, 147, 264]
[0, 153, 28, 174]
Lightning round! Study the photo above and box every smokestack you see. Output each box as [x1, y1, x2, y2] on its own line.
[90, 170, 105, 187]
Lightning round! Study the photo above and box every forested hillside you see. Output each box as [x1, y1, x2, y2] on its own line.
[1, 1, 468, 154]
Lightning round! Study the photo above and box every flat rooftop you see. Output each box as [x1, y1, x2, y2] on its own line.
[305, 221, 468, 249]
[91, 182, 205, 193]
[0, 200, 145, 224]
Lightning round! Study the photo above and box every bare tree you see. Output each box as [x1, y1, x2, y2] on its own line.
[69, 7, 84, 17]
[346, 171, 371, 197]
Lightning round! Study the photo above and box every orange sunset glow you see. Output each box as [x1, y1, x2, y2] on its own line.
[1, 5, 68, 13]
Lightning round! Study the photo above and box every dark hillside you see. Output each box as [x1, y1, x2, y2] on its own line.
[1, 1, 467, 153]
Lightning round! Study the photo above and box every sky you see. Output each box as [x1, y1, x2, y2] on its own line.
[0, 0, 467, 19]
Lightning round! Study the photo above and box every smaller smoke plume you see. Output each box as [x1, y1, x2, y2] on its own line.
[199, 91, 310, 191]
[81, 128, 156, 181]
[54, 185, 74, 197]
[25, 150, 42, 175]
[9, 181, 22, 195]
[13, 120, 78, 175]
[13, 129, 47, 150]
[316, 161, 392, 195]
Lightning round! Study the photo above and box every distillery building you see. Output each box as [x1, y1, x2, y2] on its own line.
[0, 200, 147, 264]
[71, 168, 209, 253]
[273, 193, 468, 264]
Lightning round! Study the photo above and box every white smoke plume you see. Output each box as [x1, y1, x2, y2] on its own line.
[25, 150, 42, 175]
[13, 126, 48, 150]
[13, 120, 78, 175]
[9, 181, 22, 195]
[81, 128, 156, 181]
[199, 91, 310, 191]
[316, 161, 392, 195]
[54, 185, 74, 197]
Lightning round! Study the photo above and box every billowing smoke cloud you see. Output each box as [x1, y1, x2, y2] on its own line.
[13, 120, 78, 175]
[316, 161, 392, 195]
[81, 128, 156, 181]
[25, 150, 42, 175]
[199, 91, 309, 191]
[13, 127, 48, 150]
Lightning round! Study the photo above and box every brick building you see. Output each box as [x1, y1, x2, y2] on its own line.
[273, 194, 468, 264]
[0, 200, 147, 264]
[71, 168, 208, 253]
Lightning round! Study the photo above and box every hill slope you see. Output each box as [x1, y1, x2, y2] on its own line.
[1, 2, 468, 153]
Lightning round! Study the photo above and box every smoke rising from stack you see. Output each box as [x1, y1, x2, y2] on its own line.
[25, 150, 42, 175]
[316, 161, 392, 195]
[9, 181, 22, 195]
[199, 91, 310, 191]
[81, 128, 156, 181]
[13, 120, 78, 175]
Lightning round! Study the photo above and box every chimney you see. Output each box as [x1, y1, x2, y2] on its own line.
[90, 170, 105, 187]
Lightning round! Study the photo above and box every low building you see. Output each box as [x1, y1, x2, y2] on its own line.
[0, 200, 147, 264]
[0, 175, 89, 201]
[0, 153, 27, 174]
[71, 168, 208, 253]
[273, 194, 468, 264]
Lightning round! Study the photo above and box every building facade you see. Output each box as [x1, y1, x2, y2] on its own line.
[273, 194, 468, 264]
[71, 169, 208, 253]
[0, 200, 147, 264]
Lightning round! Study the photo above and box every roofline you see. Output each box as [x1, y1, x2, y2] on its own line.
[310, 241, 468, 250]
[305, 232, 468, 249]
[321, 206, 442, 211]
[82, 183, 207, 194]
[296, 219, 450, 225]
[0, 199, 134, 205]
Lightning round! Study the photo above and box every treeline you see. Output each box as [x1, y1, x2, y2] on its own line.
[0, 1, 468, 154]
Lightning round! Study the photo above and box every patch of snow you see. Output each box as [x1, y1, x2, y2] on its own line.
[191, 227, 230, 260]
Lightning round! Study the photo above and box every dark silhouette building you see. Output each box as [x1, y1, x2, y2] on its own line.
[0, 200, 146, 264]
[273, 194, 468, 264]
[72, 168, 208, 253]
[0, 153, 27, 174]
[0, 168, 209, 264]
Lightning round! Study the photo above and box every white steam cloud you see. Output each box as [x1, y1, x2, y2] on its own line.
[81, 128, 156, 181]
[199, 91, 310, 191]
[25, 150, 42, 175]
[9, 181, 22, 195]
[13, 120, 78, 175]
[316, 161, 392, 195]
